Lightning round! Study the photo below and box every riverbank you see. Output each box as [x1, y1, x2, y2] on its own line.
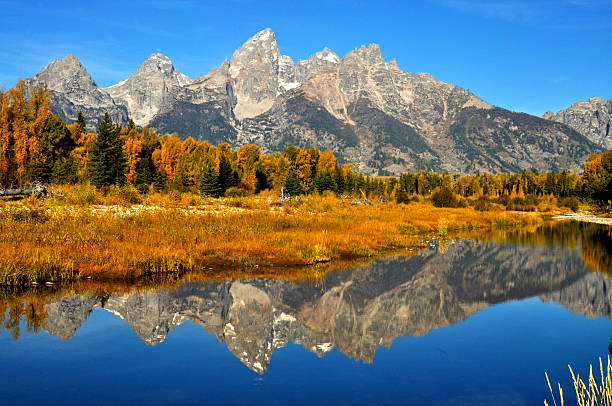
[0, 194, 547, 285]
[553, 211, 612, 226]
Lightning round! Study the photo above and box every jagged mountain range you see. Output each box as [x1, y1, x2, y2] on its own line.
[40, 238, 609, 374]
[24, 28, 605, 174]
[544, 96, 612, 150]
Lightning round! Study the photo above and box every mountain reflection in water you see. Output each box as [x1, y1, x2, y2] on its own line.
[5, 221, 611, 374]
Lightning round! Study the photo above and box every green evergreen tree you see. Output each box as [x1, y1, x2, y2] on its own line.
[50, 156, 78, 184]
[333, 165, 345, 194]
[218, 155, 238, 195]
[176, 165, 193, 191]
[153, 169, 167, 192]
[134, 157, 155, 193]
[283, 169, 303, 197]
[126, 119, 136, 132]
[89, 113, 127, 187]
[199, 164, 222, 197]
[30, 114, 75, 182]
[314, 171, 336, 193]
[344, 172, 355, 195]
[355, 174, 366, 194]
[76, 111, 86, 133]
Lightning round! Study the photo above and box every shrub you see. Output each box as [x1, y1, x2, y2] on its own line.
[495, 195, 510, 206]
[505, 196, 536, 212]
[431, 187, 460, 208]
[67, 184, 98, 205]
[473, 196, 490, 212]
[396, 190, 411, 205]
[525, 194, 539, 206]
[118, 185, 142, 204]
[225, 187, 248, 197]
[559, 196, 580, 212]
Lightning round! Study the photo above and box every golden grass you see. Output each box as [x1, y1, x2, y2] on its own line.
[0, 191, 545, 285]
[545, 357, 612, 406]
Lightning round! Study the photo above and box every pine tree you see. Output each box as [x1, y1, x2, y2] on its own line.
[333, 165, 345, 194]
[314, 171, 336, 193]
[135, 157, 156, 192]
[284, 169, 303, 197]
[50, 156, 78, 184]
[199, 164, 221, 197]
[153, 168, 167, 192]
[89, 113, 127, 187]
[30, 114, 75, 182]
[218, 154, 238, 195]
[76, 111, 86, 133]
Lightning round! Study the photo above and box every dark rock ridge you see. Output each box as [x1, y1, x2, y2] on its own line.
[543, 96, 612, 150]
[24, 30, 603, 173]
[41, 238, 605, 374]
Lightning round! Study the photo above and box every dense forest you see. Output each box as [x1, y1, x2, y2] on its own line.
[1, 81, 611, 211]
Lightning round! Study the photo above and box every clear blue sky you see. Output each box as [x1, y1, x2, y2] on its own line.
[1, 0, 611, 116]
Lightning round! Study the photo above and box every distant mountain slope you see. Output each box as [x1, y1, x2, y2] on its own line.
[24, 29, 604, 174]
[543, 96, 612, 150]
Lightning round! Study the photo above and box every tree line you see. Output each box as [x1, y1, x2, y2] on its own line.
[0, 81, 358, 197]
[1, 82, 610, 209]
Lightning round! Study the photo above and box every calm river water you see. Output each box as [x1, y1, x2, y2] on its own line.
[1, 221, 612, 405]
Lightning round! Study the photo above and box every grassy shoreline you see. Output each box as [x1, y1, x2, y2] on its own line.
[0, 192, 548, 285]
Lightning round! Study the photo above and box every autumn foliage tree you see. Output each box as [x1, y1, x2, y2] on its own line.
[123, 129, 143, 184]
[582, 151, 612, 210]
[0, 80, 58, 187]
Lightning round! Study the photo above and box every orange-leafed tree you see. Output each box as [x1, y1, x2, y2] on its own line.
[0, 81, 55, 186]
[159, 134, 184, 181]
[124, 129, 143, 184]
[237, 144, 261, 191]
[294, 148, 315, 192]
[10, 80, 29, 185]
[72, 131, 96, 181]
[0, 90, 13, 185]
[317, 150, 337, 173]
[583, 151, 612, 209]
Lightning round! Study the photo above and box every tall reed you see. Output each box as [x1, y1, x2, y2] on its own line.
[545, 357, 612, 406]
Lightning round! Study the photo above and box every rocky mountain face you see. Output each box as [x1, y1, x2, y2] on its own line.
[39, 237, 607, 374]
[227, 28, 284, 120]
[543, 96, 612, 150]
[541, 271, 612, 320]
[24, 55, 129, 131]
[104, 53, 192, 127]
[24, 30, 603, 174]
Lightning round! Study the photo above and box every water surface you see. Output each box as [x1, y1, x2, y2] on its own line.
[2, 221, 612, 405]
